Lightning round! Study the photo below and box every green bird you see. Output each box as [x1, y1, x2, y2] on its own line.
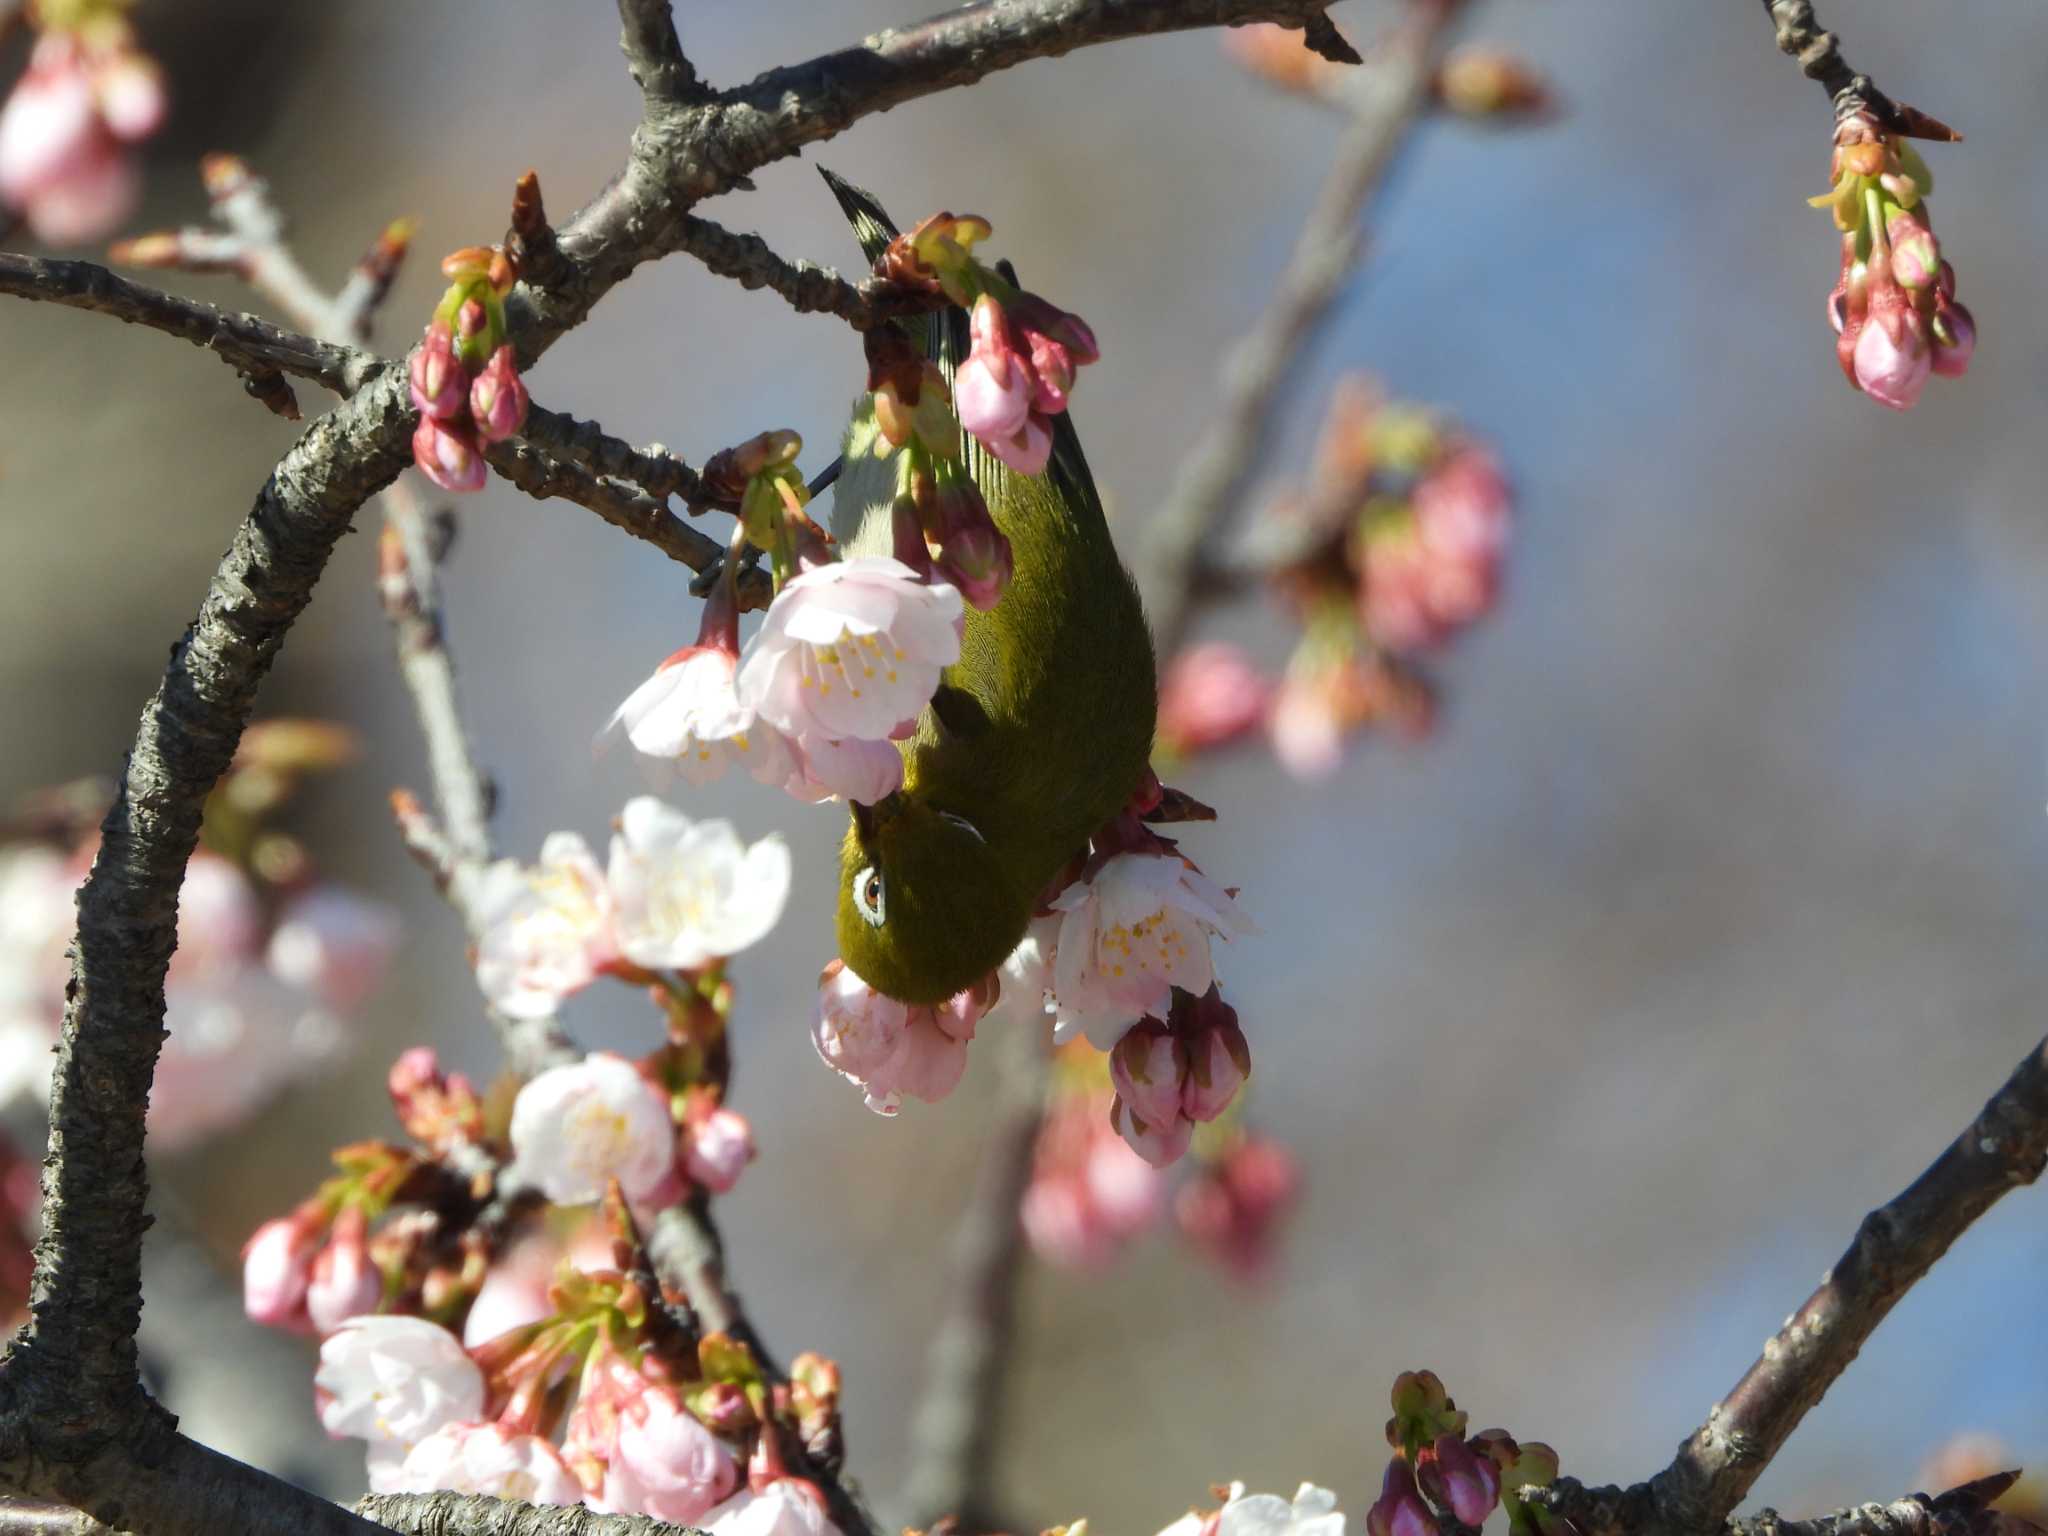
[822, 171, 1157, 1006]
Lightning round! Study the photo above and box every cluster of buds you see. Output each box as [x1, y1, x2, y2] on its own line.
[1181, 378, 1508, 780]
[1367, 1373, 1561, 1536]
[0, 0, 165, 244]
[410, 246, 531, 491]
[1815, 109, 1973, 409]
[876, 211, 1099, 476]
[864, 325, 1015, 608]
[1107, 987, 1251, 1166]
[0, 725, 398, 1149]
[1172, 1130, 1301, 1283]
[305, 1187, 844, 1534]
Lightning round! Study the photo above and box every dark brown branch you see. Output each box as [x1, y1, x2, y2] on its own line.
[0, 253, 384, 398]
[519, 404, 708, 508]
[359, 1491, 692, 1536]
[1144, 2, 1451, 655]
[1756, 0, 1957, 138]
[1536, 1036, 2048, 1536]
[616, 0, 707, 107]
[0, 367, 415, 1528]
[676, 215, 940, 328]
[1530, 1475, 2029, 1536]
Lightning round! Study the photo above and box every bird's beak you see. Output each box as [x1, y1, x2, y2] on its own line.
[851, 790, 907, 841]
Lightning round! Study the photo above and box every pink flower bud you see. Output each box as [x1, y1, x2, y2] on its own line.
[1110, 1091, 1193, 1168]
[242, 1212, 320, 1331]
[409, 322, 467, 422]
[307, 1205, 382, 1334]
[413, 414, 488, 493]
[1181, 999, 1249, 1124]
[684, 1105, 755, 1195]
[926, 479, 1013, 610]
[1851, 304, 1932, 411]
[983, 409, 1053, 478]
[1156, 643, 1273, 757]
[1109, 1021, 1187, 1132]
[1931, 299, 1975, 378]
[92, 50, 167, 142]
[1429, 1434, 1503, 1527]
[954, 293, 1033, 444]
[1007, 292, 1099, 414]
[1176, 1134, 1300, 1282]
[469, 345, 529, 443]
[0, 41, 99, 207]
[1884, 207, 1941, 291]
[15, 132, 135, 246]
[1368, 1458, 1439, 1536]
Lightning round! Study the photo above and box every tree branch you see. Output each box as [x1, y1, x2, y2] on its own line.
[1755, 0, 1957, 138]
[1536, 1035, 2048, 1536]
[676, 215, 940, 328]
[518, 405, 709, 510]
[1144, 1, 1453, 655]
[615, 0, 707, 108]
[0, 254, 384, 399]
[899, 1033, 1048, 1532]
[358, 1491, 691, 1536]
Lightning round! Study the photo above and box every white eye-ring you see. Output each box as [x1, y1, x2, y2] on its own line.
[937, 812, 986, 845]
[853, 865, 885, 927]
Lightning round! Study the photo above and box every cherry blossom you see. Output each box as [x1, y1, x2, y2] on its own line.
[589, 1378, 740, 1523]
[704, 1480, 842, 1536]
[370, 1421, 583, 1506]
[605, 645, 799, 790]
[606, 798, 791, 971]
[242, 1212, 320, 1331]
[0, 28, 162, 246]
[315, 1315, 484, 1446]
[736, 557, 963, 746]
[305, 1205, 382, 1335]
[508, 1051, 676, 1206]
[1048, 854, 1253, 1039]
[472, 833, 616, 1019]
[683, 1103, 756, 1194]
[811, 958, 981, 1115]
[779, 734, 905, 806]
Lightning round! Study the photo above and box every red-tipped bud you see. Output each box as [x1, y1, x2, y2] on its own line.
[468, 345, 529, 443]
[1931, 298, 1975, 377]
[409, 321, 466, 421]
[1426, 1435, 1503, 1527]
[1181, 993, 1250, 1123]
[1109, 1020, 1188, 1132]
[1369, 1458, 1439, 1536]
[413, 415, 487, 493]
[306, 1206, 382, 1334]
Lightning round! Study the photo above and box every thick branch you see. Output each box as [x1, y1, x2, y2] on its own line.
[1646, 1034, 2048, 1535]
[359, 1491, 691, 1536]
[616, 0, 706, 108]
[0, 254, 382, 399]
[1144, 2, 1450, 654]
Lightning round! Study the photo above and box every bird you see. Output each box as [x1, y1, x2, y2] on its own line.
[820, 169, 1158, 1006]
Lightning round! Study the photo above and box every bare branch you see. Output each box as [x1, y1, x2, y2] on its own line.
[900, 1033, 1049, 1531]
[616, 0, 707, 108]
[0, 253, 383, 398]
[676, 214, 941, 328]
[1144, 2, 1453, 655]
[360, 1490, 692, 1536]
[1537, 1036, 2048, 1536]
[1756, 0, 1959, 138]
[519, 404, 710, 509]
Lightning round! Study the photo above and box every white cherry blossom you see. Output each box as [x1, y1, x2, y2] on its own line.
[605, 644, 799, 790]
[472, 833, 616, 1018]
[607, 797, 790, 971]
[315, 1315, 483, 1446]
[508, 1051, 676, 1206]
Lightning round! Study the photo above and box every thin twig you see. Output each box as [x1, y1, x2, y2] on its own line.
[1537, 1035, 2048, 1536]
[0, 253, 383, 397]
[1754, 0, 1954, 136]
[676, 214, 941, 328]
[519, 404, 710, 509]
[1143, 2, 1454, 656]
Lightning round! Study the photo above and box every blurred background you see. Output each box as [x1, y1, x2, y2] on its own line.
[2, 0, 2046, 1529]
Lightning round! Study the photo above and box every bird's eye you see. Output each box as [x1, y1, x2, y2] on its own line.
[853, 865, 885, 928]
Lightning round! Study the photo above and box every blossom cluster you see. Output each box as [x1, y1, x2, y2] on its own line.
[0, 0, 165, 245]
[815, 792, 1258, 1168]
[410, 246, 531, 492]
[1158, 378, 1510, 781]
[244, 1045, 751, 1339]
[0, 725, 398, 1149]
[1814, 110, 1973, 410]
[1147, 1374, 1562, 1536]
[1021, 1040, 1300, 1280]
[473, 796, 789, 1021]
